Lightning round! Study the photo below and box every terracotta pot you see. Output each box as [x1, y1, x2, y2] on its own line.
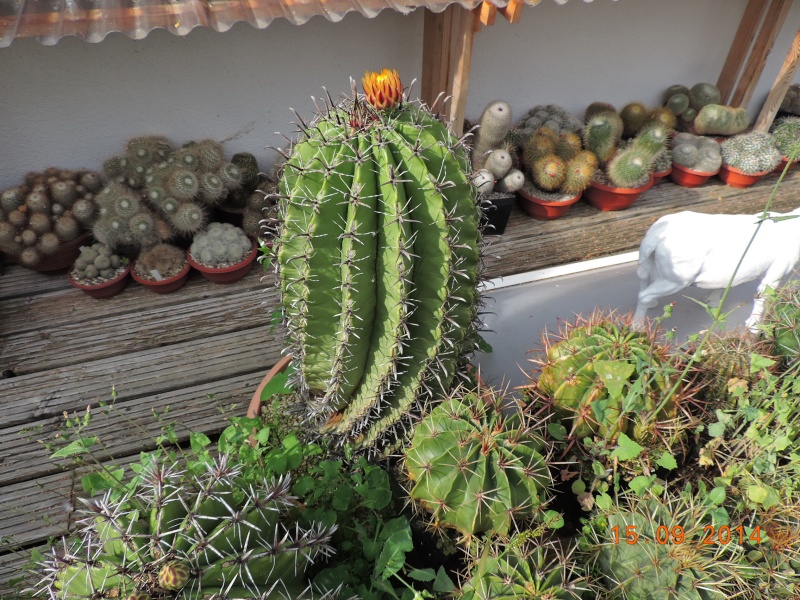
[584, 176, 653, 211]
[772, 156, 799, 174]
[247, 354, 293, 447]
[669, 164, 718, 188]
[717, 165, 771, 188]
[131, 260, 191, 294]
[517, 188, 581, 220]
[188, 239, 258, 284]
[651, 166, 673, 185]
[21, 232, 92, 273]
[68, 263, 131, 299]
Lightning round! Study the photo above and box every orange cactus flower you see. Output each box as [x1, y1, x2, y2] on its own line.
[362, 69, 402, 111]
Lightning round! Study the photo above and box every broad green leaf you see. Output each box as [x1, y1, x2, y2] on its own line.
[750, 354, 776, 373]
[748, 484, 780, 509]
[547, 422, 567, 441]
[610, 433, 644, 461]
[656, 451, 678, 471]
[571, 479, 586, 494]
[708, 487, 726, 505]
[594, 360, 635, 399]
[51, 437, 98, 458]
[595, 493, 613, 510]
[375, 525, 414, 580]
[433, 567, 456, 593]
[190, 432, 211, 454]
[407, 568, 436, 582]
[629, 475, 653, 496]
[707, 422, 727, 438]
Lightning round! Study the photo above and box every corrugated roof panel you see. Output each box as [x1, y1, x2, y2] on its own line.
[0, 0, 600, 47]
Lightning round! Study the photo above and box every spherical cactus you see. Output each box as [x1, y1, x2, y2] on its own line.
[562, 151, 598, 195]
[666, 92, 690, 116]
[583, 111, 623, 162]
[523, 132, 558, 167]
[197, 172, 225, 205]
[35, 455, 337, 600]
[135, 243, 187, 280]
[171, 202, 205, 234]
[277, 69, 481, 455]
[71, 242, 128, 283]
[645, 107, 678, 131]
[484, 150, 512, 179]
[495, 169, 525, 193]
[584, 101, 617, 122]
[764, 282, 800, 366]
[632, 123, 670, 156]
[166, 169, 200, 202]
[472, 169, 495, 194]
[195, 139, 225, 171]
[770, 116, 800, 159]
[531, 312, 674, 443]
[217, 162, 243, 191]
[554, 131, 583, 161]
[688, 82, 722, 111]
[720, 131, 781, 174]
[607, 147, 653, 188]
[189, 222, 252, 267]
[693, 104, 750, 136]
[404, 385, 551, 540]
[620, 102, 649, 137]
[531, 155, 567, 191]
[231, 151, 261, 191]
[1, 187, 24, 212]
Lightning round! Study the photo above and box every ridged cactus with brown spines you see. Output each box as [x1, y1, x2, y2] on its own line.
[276, 69, 482, 455]
[35, 455, 337, 600]
[582, 490, 751, 599]
[404, 384, 551, 541]
[92, 183, 172, 252]
[458, 538, 592, 599]
[523, 127, 598, 197]
[0, 168, 102, 268]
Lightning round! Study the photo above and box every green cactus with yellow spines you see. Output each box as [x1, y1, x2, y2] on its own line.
[277, 70, 481, 455]
[583, 111, 623, 163]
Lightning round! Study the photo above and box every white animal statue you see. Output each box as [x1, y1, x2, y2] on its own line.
[632, 207, 800, 332]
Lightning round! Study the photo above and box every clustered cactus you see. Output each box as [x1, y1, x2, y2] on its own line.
[521, 126, 598, 198]
[471, 101, 525, 195]
[70, 242, 128, 283]
[0, 168, 102, 267]
[770, 116, 800, 160]
[36, 455, 337, 600]
[720, 131, 781, 175]
[404, 385, 551, 540]
[189, 222, 253, 268]
[670, 132, 722, 173]
[662, 82, 747, 135]
[276, 69, 481, 455]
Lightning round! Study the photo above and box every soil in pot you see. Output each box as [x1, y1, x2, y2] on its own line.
[516, 185, 581, 220]
[584, 175, 653, 211]
[131, 259, 191, 294]
[717, 165, 771, 188]
[68, 263, 131, 299]
[188, 238, 258, 284]
[669, 163, 718, 188]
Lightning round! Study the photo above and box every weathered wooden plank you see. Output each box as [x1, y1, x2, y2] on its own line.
[0, 263, 72, 301]
[0, 374, 261, 487]
[421, 8, 451, 113]
[447, 5, 477, 136]
[717, 0, 769, 105]
[0, 325, 284, 430]
[0, 544, 44, 597]
[0, 286, 277, 375]
[754, 25, 800, 132]
[0, 265, 274, 338]
[483, 171, 800, 279]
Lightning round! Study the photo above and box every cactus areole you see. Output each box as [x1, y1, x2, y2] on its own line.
[276, 70, 482, 453]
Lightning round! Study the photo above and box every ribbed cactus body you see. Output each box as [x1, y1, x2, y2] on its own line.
[536, 319, 672, 441]
[278, 99, 480, 453]
[693, 104, 749, 136]
[40, 457, 335, 600]
[721, 132, 781, 174]
[404, 387, 550, 539]
[583, 112, 623, 163]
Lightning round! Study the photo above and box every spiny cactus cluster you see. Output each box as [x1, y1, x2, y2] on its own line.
[780, 83, 800, 115]
[189, 222, 253, 268]
[693, 104, 750, 136]
[720, 131, 781, 175]
[764, 282, 800, 365]
[521, 126, 598, 198]
[663, 82, 727, 130]
[35, 455, 337, 600]
[515, 104, 583, 139]
[0, 168, 102, 267]
[242, 180, 278, 239]
[218, 151, 263, 210]
[604, 123, 671, 188]
[471, 101, 525, 195]
[670, 132, 722, 173]
[770, 116, 800, 160]
[276, 71, 481, 455]
[458, 538, 592, 600]
[70, 242, 128, 283]
[404, 384, 551, 540]
[92, 183, 172, 252]
[134, 243, 187, 280]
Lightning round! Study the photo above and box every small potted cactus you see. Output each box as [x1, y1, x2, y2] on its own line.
[718, 131, 782, 187]
[131, 242, 190, 293]
[68, 242, 131, 299]
[770, 116, 800, 172]
[187, 222, 257, 283]
[668, 132, 723, 187]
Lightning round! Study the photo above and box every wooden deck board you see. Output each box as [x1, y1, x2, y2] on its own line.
[3, 172, 800, 596]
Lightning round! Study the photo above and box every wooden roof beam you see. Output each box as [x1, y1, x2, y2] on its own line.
[754, 26, 800, 132]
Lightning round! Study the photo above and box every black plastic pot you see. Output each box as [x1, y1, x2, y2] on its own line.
[480, 192, 515, 235]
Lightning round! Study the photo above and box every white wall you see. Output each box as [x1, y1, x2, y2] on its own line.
[1, 0, 800, 189]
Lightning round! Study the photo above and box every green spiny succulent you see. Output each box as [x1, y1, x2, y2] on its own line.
[606, 147, 654, 188]
[584, 102, 617, 122]
[404, 384, 551, 540]
[71, 242, 128, 282]
[276, 71, 481, 455]
[517, 104, 583, 138]
[770, 116, 800, 159]
[619, 102, 649, 137]
[189, 222, 253, 267]
[721, 131, 781, 174]
[693, 104, 750, 136]
[764, 282, 800, 365]
[36, 455, 337, 600]
[458, 538, 591, 599]
[688, 82, 722, 111]
[531, 155, 567, 191]
[583, 111, 623, 163]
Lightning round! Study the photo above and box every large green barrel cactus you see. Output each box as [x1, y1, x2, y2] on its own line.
[37, 456, 336, 600]
[404, 384, 551, 540]
[276, 69, 481, 453]
[533, 312, 675, 443]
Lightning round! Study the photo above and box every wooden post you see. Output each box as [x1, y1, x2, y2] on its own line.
[716, 0, 769, 105]
[730, 0, 792, 108]
[754, 26, 800, 132]
[421, 5, 480, 136]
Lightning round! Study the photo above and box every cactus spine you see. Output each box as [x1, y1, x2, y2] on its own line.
[277, 71, 481, 454]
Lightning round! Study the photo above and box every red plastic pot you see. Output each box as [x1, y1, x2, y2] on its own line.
[131, 260, 191, 294]
[651, 166, 673, 185]
[717, 165, 771, 188]
[669, 164, 718, 188]
[772, 156, 799, 174]
[68, 263, 131, 299]
[517, 188, 581, 220]
[188, 239, 258, 284]
[583, 176, 653, 211]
